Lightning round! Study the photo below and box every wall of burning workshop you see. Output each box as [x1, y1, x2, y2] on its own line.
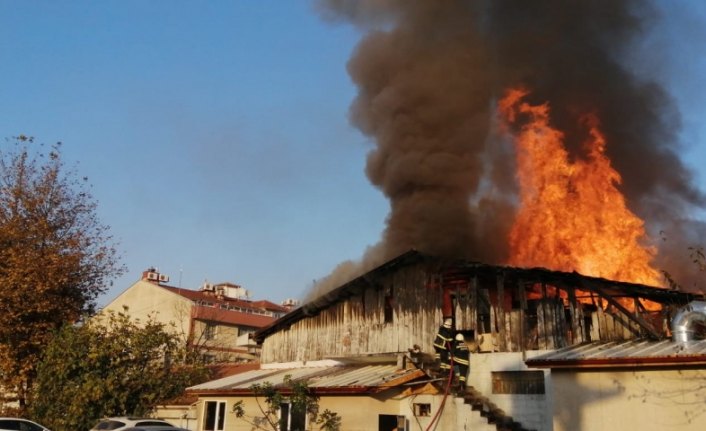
[260, 257, 673, 364]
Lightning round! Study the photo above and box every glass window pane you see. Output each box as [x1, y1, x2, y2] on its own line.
[204, 401, 217, 431]
[217, 401, 226, 430]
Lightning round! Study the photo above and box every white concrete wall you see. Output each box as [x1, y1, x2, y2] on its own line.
[100, 280, 192, 341]
[195, 382, 545, 431]
[551, 368, 706, 431]
[196, 395, 407, 431]
[470, 351, 553, 431]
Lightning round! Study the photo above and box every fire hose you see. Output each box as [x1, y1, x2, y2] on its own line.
[425, 344, 454, 431]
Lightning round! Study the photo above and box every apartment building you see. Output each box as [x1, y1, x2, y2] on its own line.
[101, 268, 294, 362]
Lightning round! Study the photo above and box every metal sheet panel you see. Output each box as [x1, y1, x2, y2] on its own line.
[528, 339, 706, 363]
[189, 364, 421, 391]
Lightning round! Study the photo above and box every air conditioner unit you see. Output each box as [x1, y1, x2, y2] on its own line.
[147, 272, 159, 281]
[158, 274, 170, 282]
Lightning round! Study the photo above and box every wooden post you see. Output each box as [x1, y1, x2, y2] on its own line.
[567, 287, 580, 344]
[471, 276, 478, 343]
[579, 280, 662, 340]
[518, 280, 527, 354]
[496, 272, 507, 351]
[488, 288, 496, 351]
[538, 283, 550, 350]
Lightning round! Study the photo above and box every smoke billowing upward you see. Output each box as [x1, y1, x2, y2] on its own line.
[309, 0, 706, 299]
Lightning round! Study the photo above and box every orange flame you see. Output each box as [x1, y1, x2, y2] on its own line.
[498, 88, 662, 287]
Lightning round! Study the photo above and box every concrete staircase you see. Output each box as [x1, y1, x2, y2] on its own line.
[458, 386, 536, 431]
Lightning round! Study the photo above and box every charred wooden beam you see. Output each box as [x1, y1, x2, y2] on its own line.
[577, 279, 662, 340]
[518, 280, 527, 354]
[538, 283, 549, 350]
[567, 287, 579, 344]
[496, 272, 507, 351]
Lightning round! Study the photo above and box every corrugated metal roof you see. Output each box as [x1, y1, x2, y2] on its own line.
[526, 340, 706, 368]
[188, 364, 425, 394]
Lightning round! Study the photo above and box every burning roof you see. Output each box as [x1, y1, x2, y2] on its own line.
[308, 0, 706, 300]
[255, 251, 702, 344]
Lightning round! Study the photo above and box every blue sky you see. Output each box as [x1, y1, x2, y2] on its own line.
[1, 1, 388, 305]
[1, 1, 704, 306]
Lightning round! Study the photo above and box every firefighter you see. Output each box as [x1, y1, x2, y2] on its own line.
[433, 318, 454, 372]
[452, 332, 470, 391]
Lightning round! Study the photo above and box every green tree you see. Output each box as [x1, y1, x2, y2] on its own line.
[232, 375, 341, 431]
[30, 311, 210, 431]
[0, 136, 124, 410]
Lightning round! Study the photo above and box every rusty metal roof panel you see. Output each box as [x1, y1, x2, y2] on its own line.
[188, 364, 423, 392]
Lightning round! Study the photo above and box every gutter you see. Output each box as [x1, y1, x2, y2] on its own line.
[527, 355, 706, 369]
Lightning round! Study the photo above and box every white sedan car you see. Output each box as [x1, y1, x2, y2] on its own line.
[0, 418, 51, 431]
[89, 417, 176, 431]
[123, 427, 190, 431]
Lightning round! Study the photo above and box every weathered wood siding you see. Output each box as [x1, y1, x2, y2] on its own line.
[260, 262, 670, 363]
[261, 264, 449, 363]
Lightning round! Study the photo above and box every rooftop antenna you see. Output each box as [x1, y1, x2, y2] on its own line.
[179, 266, 183, 288]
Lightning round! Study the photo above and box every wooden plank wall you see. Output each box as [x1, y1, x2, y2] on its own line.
[261, 264, 449, 363]
[261, 263, 660, 363]
[589, 306, 641, 342]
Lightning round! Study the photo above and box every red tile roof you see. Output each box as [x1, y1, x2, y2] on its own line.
[191, 304, 275, 328]
[148, 284, 283, 328]
[160, 285, 288, 314]
[250, 299, 289, 313]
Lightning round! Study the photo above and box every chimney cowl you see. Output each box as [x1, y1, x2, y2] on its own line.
[671, 301, 706, 344]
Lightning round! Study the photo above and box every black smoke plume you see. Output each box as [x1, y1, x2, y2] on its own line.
[309, 0, 705, 298]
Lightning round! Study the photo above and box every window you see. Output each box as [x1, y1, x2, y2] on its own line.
[237, 327, 255, 337]
[280, 401, 306, 431]
[136, 421, 172, 427]
[203, 400, 226, 431]
[384, 287, 394, 323]
[378, 415, 407, 431]
[413, 403, 431, 417]
[491, 371, 545, 394]
[92, 420, 125, 430]
[204, 323, 217, 340]
[0, 420, 44, 431]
